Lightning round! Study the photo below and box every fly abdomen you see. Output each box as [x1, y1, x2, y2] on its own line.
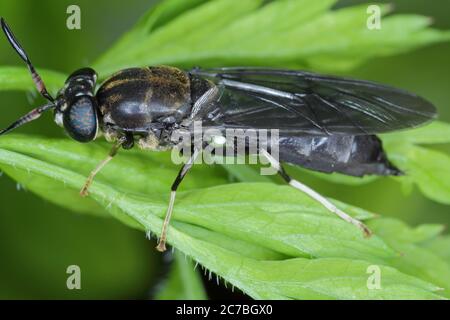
[278, 135, 401, 177]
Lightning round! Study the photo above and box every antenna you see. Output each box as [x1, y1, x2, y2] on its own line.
[0, 103, 54, 135]
[1, 17, 55, 102]
[0, 18, 56, 136]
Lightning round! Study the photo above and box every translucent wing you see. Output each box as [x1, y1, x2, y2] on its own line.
[190, 67, 437, 136]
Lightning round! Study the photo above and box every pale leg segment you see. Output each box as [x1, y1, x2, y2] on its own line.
[260, 149, 372, 237]
[80, 137, 125, 197]
[156, 148, 201, 252]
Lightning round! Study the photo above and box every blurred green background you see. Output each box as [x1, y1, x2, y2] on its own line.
[0, 0, 449, 299]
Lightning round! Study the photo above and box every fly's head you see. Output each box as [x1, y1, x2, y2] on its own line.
[54, 68, 100, 142]
[0, 18, 101, 143]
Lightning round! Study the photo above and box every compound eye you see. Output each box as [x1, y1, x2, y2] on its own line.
[63, 95, 98, 142]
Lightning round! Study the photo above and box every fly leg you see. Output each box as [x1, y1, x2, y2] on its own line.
[260, 149, 372, 237]
[156, 148, 200, 252]
[79, 136, 126, 197]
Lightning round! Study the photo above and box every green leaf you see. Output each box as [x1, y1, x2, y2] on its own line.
[369, 218, 450, 298]
[382, 122, 450, 205]
[238, 257, 443, 300]
[286, 164, 379, 186]
[155, 250, 207, 300]
[93, 1, 450, 76]
[96, 0, 210, 71]
[94, 0, 265, 76]
[0, 134, 447, 299]
[220, 159, 273, 183]
[304, 12, 450, 71]
[383, 121, 450, 145]
[399, 146, 450, 205]
[0, 66, 66, 96]
[421, 236, 450, 266]
[0, 134, 227, 220]
[173, 221, 285, 260]
[367, 218, 444, 245]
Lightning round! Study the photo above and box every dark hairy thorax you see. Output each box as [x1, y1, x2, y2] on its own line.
[96, 66, 192, 131]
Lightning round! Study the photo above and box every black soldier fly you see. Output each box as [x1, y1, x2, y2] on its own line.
[0, 18, 436, 251]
